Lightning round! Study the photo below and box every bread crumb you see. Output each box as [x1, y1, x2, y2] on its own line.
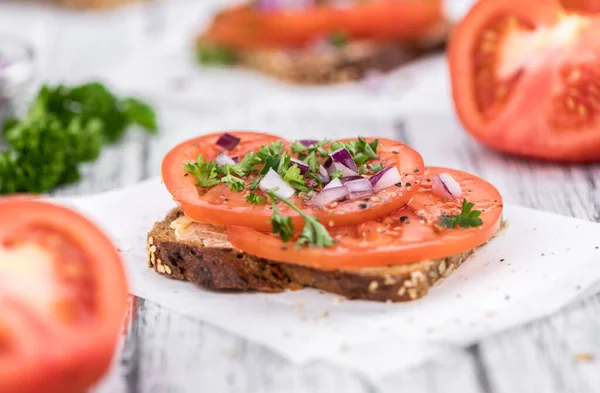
[368, 281, 379, 293]
[573, 352, 595, 363]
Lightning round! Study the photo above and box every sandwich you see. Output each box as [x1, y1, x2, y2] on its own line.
[148, 132, 503, 302]
[195, 0, 451, 84]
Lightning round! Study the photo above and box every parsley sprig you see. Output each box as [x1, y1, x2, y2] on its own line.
[266, 189, 334, 247]
[246, 192, 267, 205]
[439, 199, 483, 229]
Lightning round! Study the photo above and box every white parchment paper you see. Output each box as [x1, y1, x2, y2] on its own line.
[55, 178, 600, 378]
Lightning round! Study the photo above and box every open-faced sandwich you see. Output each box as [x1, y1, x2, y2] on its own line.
[148, 132, 503, 302]
[196, 0, 451, 84]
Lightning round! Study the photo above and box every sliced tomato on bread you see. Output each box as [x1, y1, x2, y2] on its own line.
[161, 132, 424, 232]
[202, 0, 445, 50]
[227, 167, 503, 269]
[0, 200, 128, 393]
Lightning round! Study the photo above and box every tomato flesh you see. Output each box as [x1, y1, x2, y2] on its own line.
[203, 0, 445, 50]
[227, 167, 503, 270]
[0, 200, 128, 393]
[449, 0, 600, 162]
[162, 132, 425, 232]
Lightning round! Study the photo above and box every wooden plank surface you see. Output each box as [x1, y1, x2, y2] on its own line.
[2, 1, 600, 392]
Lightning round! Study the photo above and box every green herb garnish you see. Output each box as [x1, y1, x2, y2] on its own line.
[220, 166, 245, 191]
[248, 177, 262, 191]
[368, 163, 384, 173]
[270, 195, 295, 242]
[439, 199, 484, 229]
[329, 31, 348, 48]
[246, 192, 267, 204]
[266, 189, 334, 247]
[184, 155, 220, 188]
[279, 153, 309, 193]
[0, 83, 157, 194]
[196, 43, 237, 66]
[330, 170, 344, 179]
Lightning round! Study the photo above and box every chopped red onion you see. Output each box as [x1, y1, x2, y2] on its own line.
[340, 176, 363, 184]
[345, 178, 373, 193]
[318, 165, 330, 183]
[432, 173, 463, 200]
[369, 166, 402, 192]
[231, 156, 239, 163]
[300, 139, 318, 147]
[260, 168, 295, 199]
[289, 157, 310, 175]
[325, 148, 358, 176]
[215, 152, 237, 167]
[215, 133, 240, 151]
[323, 178, 342, 190]
[312, 186, 349, 208]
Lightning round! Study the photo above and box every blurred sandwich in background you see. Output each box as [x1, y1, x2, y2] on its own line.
[52, 0, 137, 9]
[196, 0, 451, 84]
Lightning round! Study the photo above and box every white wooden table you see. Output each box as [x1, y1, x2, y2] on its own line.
[2, 1, 600, 392]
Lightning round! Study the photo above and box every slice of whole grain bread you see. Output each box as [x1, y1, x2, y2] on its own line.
[146, 209, 478, 302]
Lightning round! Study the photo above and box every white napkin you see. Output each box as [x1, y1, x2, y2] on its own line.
[55, 178, 600, 379]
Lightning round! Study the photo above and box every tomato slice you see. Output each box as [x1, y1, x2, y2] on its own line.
[203, 0, 445, 50]
[449, 0, 600, 162]
[162, 132, 424, 232]
[0, 200, 128, 393]
[227, 167, 503, 270]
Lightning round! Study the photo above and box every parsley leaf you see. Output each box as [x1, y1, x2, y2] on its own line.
[257, 141, 284, 162]
[368, 163, 384, 173]
[303, 151, 319, 172]
[248, 177, 262, 191]
[246, 192, 267, 204]
[196, 42, 237, 66]
[260, 155, 281, 176]
[229, 151, 260, 176]
[266, 190, 334, 247]
[278, 153, 309, 193]
[291, 140, 309, 155]
[439, 199, 484, 229]
[270, 196, 295, 242]
[184, 155, 220, 188]
[330, 170, 344, 179]
[329, 31, 348, 48]
[0, 83, 157, 194]
[357, 136, 379, 160]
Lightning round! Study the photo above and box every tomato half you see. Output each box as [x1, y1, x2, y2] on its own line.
[449, 0, 600, 162]
[162, 132, 424, 232]
[203, 0, 445, 50]
[0, 200, 128, 393]
[227, 167, 503, 270]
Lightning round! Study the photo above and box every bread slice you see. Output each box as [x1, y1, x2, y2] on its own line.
[146, 209, 478, 302]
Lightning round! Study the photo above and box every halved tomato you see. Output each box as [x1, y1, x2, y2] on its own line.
[162, 132, 424, 232]
[0, 200, 128, 393]
[449, 0, 600, 162]
[227, 167, 503, 270]
[203, 0, 445, 50]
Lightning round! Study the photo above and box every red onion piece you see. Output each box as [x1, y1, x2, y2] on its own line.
[260, 168, 295, 199]
[349, 190, 374, 200]
[326, 161, 358, 177]
[231, 156, 239, 163]
[369, 166, 402, 192]
[289, 157, 310, 175]
[323, 178, 342, 190]
[432, 173, 463, 200]
[326, 147, 358, 174]
[300, 139, 319, 147]
[340, 176, 363, 184]
[215, 133, 240, 151]
[345, 178, 373, 193]
[215, 152, 237, 167]
[312, 186, 349, 208]
[318, 165, 330, 183]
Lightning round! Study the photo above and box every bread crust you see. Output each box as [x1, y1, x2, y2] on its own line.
[147, 209, 478, 302]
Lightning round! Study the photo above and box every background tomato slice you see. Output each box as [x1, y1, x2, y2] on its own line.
[162, 133, 424, 232]
[227, 167, 503, 270]
[203, 0, 445, 50]
[449, 0, 600, 162]
[0, 200, 128, 393]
